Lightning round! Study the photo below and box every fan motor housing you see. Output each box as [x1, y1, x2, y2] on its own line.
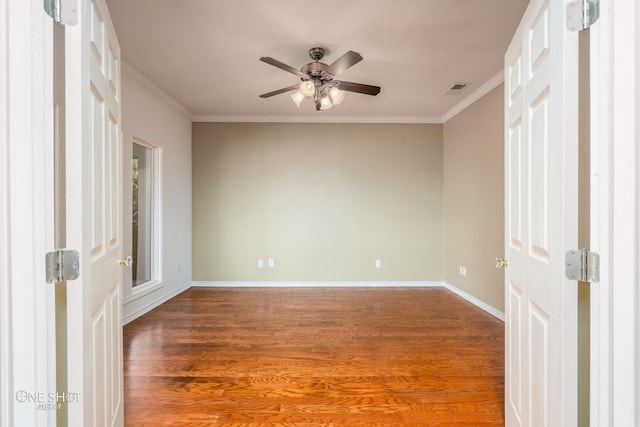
[308, 47, 325, 61]
[301, 61, 329, 78]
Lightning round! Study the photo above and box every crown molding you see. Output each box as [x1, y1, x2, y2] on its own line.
[120, 63, 503, 125]
[192, 115, 444, 124]
[194, 69, 505, 125]
[440, 71, 505, 123]
[121, 62, 194, 120]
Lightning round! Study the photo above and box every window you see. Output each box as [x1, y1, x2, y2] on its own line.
[131, 141, 157, 287]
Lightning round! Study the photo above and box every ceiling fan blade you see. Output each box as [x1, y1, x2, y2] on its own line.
[259, 57, 307, 78]
[325, 51, 363, 76]
[259, 84, 299, 98]
[335, 80, 381, 96]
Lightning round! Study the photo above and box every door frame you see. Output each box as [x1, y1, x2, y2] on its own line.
[589, 0, 640, 424]
[0, 0, 57, 426]
[1, 1, 638, 426]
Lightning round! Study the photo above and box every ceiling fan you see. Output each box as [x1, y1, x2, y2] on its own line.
[259, 47, 381, 111]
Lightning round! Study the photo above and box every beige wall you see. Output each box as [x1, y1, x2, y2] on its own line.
[193, 122, 443, 281]
[443, 84, 505, 311]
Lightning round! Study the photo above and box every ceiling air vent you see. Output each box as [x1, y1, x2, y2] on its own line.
[443, 82, 471, 96]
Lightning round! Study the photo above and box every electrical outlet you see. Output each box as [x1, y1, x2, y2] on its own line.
[257, 259, 264, 269]
[268, 258, 275, 268]
[375, 259, 382, 269]
[459, 266, 467, 277]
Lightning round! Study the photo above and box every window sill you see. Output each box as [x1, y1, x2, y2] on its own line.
[123, 280, 163, 305]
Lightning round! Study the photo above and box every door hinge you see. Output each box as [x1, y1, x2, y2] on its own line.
[45, 249, 80, 283]
[567, 0, 600, 32]
[43, 0, 78, 26]
[565, 249, 600, 283]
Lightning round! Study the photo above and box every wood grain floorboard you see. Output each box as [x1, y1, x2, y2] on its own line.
[124, 287, 504, 426]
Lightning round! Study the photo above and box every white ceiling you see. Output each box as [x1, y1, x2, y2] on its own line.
[105, 0, 528, 122]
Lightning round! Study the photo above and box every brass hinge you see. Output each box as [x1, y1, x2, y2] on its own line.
[43, 0, 78, 26]
[565, 249, 600, 283]
[567, 0, 600, 32]
[45, 249, 79, 283]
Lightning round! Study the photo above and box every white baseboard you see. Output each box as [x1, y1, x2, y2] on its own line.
[191, 280, 505, 321]
[192, 280, 445, 288]
[442, 282, 505, 321]
[123, 281, 192, 325]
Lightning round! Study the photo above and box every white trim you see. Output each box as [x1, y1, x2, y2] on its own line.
[192, 281, 505, 321]
[122, 281, 505, 325]
[192, 115, 444, 124]
[123, 281, 191, 325]
[193, 71, 504, 124]
[589, 0, 640, 424]
[124, 280, 163, 305]
[122, 62, 193, 120]
[440, 71, 505, 123]
[589, 5, 612, 423]
[124, 67, 507, 125]
[131, 137, 163, 293]
[441, 283, 505, 321]
[3, 2, 55, 425]
[193, 280, 445, 288]
[0, 0, 11, 423]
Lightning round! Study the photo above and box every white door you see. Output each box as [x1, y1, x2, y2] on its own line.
[504, 0, 579, 425]
[64, 0, 124, 425]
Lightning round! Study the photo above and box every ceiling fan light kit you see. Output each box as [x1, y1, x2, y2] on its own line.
[259, 47, 381, 111]
[289, 90, 305, 107]
[299, 80, 316, 97]
[329, 86, 346, 105]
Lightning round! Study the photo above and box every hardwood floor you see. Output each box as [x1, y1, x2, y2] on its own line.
[123, 287, 505, 426]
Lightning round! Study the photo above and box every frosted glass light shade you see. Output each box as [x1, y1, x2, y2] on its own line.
[290, 90, 305, 107]
[320, 96, 333, 110]
[299, 81, 316, 97]
[329, 87, 346, 105]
